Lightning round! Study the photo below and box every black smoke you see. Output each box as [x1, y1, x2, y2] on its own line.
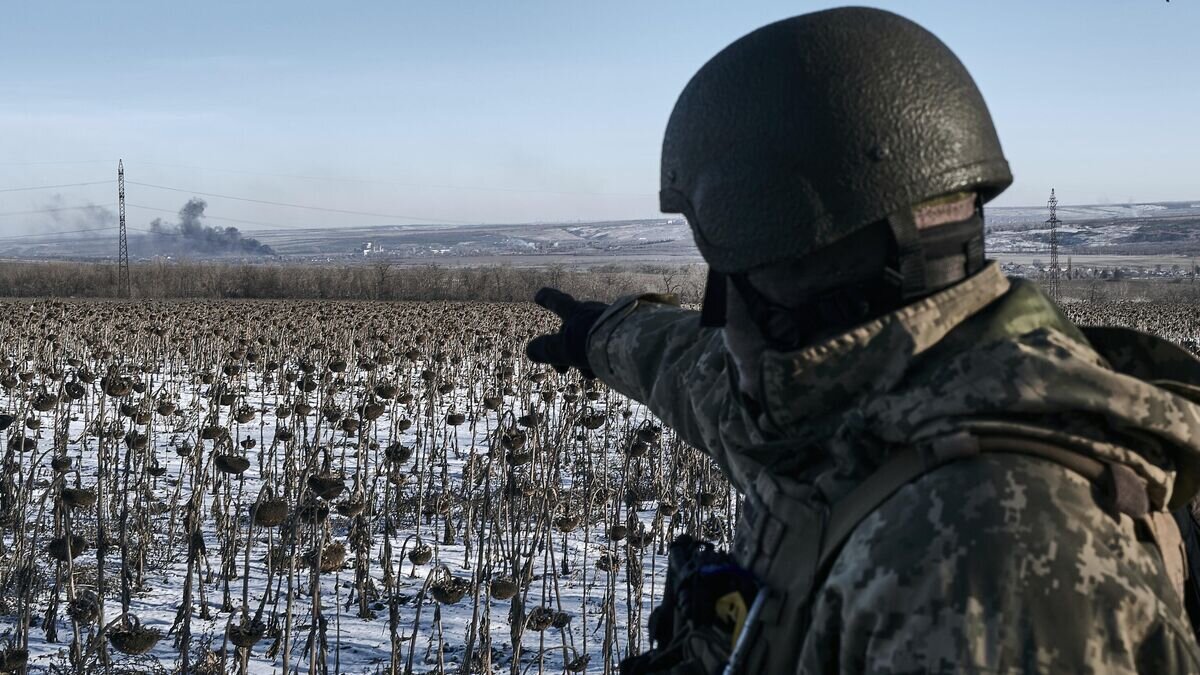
[145, 198, 274, 256]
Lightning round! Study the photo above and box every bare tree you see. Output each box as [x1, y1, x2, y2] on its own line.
[372, 261, 393, 300]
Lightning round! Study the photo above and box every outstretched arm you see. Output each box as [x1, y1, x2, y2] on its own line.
[526, 287, 759, 488]
[528, 283, 753, 482]
[585, 293, 731, 451]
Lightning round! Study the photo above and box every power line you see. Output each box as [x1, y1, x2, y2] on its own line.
[0, 204, 117, 218]
[130, 201, 441, 230]
[0, 201, 289, 232]
[128, 226, 189, 237]
[126, 180, 472, 224]
[0, 226, 196, 242]
[0, 226, 121, 243]
[132, 160, 655, 197]
[0, 224, 216, 243]
[127, 203, 299, 230]
[0, 160, 115, 166]
[0, 180, 115, 193]
[0, 225, 229, 244]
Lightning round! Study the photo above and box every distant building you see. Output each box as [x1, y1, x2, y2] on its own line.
[362, 241, 385, 256]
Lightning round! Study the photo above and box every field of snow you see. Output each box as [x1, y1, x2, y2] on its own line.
[6, 291, 1200, 675]
[0, 299, 734, 674]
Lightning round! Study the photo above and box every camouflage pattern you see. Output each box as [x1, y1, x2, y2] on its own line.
[587, 261, 1200, 672]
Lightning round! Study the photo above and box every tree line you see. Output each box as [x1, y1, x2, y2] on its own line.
[0, 260, 708, 304]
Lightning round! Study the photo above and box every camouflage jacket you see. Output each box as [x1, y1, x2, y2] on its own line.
[588, 262, 1200, 673]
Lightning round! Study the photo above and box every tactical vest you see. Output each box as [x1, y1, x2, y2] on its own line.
[619, 324, 1200, 674]
[726, 429, 1187, 674]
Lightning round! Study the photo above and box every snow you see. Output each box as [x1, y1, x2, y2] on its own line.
[0, 344, 728, 674]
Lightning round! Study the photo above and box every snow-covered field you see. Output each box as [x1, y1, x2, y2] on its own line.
[0, 299, 735, 674]
[7, 293, 1200, 675]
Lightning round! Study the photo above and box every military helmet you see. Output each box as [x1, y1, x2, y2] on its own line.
[660, 7, 1012, 276]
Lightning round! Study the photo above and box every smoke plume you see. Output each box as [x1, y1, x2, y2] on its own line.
[40, 194, 116, 232]
[144, 198, 274, 256]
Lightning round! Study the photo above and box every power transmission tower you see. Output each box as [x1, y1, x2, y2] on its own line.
[118, 159, 130, 298]
[1046, 188, 1059, 302]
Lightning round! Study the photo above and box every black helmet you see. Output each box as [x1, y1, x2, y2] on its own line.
[660, 7, 1012, 282]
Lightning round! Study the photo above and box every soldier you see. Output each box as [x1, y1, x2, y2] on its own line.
[527, 7, 1200, 674]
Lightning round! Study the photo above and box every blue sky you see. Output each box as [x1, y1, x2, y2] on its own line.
[1, 1, 1197, 234]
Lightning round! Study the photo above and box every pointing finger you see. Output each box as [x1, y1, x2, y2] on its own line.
[533, 287, 579, 319]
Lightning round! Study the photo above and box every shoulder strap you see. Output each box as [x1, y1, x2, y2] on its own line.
[817, 431, 1143, 579]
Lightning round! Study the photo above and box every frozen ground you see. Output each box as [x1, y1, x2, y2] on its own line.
[0, 300, 734, 674]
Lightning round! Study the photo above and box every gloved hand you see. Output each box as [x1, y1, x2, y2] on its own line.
[526, 288, 609, 379]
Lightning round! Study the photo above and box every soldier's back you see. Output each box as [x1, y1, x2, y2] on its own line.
[804, 453, 1200, 673]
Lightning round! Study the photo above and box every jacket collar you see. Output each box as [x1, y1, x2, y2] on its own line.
[757, 262, 1011, 435]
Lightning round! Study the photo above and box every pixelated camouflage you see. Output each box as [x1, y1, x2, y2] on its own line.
[588, 262, 1200, 672]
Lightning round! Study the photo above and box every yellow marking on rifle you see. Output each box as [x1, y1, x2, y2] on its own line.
[715, 591, 749, 647]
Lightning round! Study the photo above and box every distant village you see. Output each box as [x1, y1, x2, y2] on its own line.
[999, 259, 1200, 281]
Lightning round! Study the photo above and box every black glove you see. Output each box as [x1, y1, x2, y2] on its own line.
[526, 288, 609, 378]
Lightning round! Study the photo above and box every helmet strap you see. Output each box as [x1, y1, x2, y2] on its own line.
[883, 209, 927, 302]
[884, 198, 986, 299]
[727, 202, 987, 350]
[966, 193, 986, 275]
[700, 268, 729, 327]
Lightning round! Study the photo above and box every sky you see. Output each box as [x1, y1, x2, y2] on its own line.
[1, 0, 1197, 236]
